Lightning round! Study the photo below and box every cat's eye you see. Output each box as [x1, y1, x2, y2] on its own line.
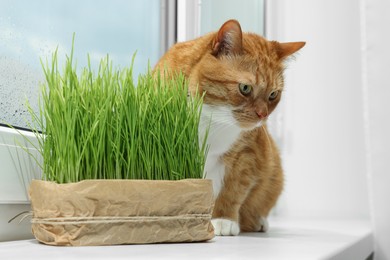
[239, 83, 252, 96]
[268, 90, 279, 101]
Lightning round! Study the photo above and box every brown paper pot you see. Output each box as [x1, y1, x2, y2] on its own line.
[29, 179, 214, 246]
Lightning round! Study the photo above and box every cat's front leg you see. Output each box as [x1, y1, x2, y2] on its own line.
[211, 159, 258, 236]
[212, 183, 253, 236]
[212, 183, 243, 236]
[212, 185, 244, 236]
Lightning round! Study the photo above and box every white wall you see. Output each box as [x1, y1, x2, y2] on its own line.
[267, 0, 370, 219]
[362, 0, 390, 259]
[268, 0, 390, 259]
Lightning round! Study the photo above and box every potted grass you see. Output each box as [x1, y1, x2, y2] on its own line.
[26, 43, 214, 246]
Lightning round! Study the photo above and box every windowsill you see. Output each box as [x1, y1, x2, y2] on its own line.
[0, 217, 373, 259]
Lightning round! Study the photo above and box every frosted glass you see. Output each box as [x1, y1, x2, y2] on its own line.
[200, 0, 264, 35]
[0, 0, 161, 129]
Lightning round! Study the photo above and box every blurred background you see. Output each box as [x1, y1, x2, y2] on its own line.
[1, 0, 389, 259]
[266, 2, 389, 260]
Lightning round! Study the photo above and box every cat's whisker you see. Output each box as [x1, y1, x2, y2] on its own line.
[201, 115, 237, 127]
[205, 123, 234, 134]
[261, 124, 273, 151]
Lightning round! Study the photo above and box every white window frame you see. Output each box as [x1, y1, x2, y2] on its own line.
[177, 0, 201, 42]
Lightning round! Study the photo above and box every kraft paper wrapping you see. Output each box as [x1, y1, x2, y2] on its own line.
[29, 179, 214, 246]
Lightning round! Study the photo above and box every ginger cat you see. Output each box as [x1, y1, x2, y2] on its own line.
[155, 20, 305, 236]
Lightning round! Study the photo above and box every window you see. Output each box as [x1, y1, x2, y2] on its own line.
[0, 0, 163, 129]
[200, 0, 264, 35]
[0, 0, 171, 241]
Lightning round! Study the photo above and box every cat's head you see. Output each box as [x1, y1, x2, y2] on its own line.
[189, 19, 305, 130]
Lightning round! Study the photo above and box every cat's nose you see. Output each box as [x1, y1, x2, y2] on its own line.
[256, 111, 268, 119]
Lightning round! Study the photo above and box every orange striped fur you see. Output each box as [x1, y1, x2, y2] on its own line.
[155, 20, 305, 235]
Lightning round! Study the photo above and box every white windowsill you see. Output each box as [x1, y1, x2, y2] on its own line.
[0, 217, 373, 260]
[0, 127, 373, 259]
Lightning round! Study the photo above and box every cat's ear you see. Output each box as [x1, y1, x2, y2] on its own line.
[273, 41, 306, 60]
[212, 19, 243, 56]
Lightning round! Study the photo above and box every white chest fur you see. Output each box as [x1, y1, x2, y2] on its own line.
[199, 104, 242, 198]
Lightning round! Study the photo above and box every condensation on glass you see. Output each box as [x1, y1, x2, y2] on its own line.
[0, 0, 161, 129]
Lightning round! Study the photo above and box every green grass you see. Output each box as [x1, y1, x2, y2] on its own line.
[27, 42, 208, 183]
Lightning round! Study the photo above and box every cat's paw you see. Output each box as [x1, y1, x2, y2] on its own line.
[211, 218, 240, 236]
[258, 216, 269, 232]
